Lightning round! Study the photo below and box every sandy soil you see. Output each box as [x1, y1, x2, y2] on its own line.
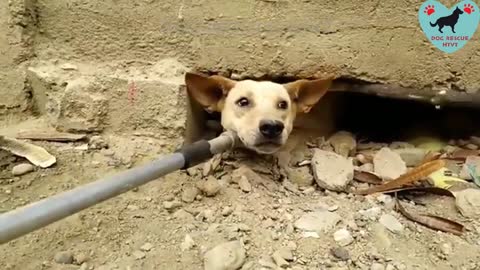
[1, 118, 480, 270]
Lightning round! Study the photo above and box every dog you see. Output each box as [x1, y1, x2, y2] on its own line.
[185, 72, 334, 154]
[430, 6, 464, 34]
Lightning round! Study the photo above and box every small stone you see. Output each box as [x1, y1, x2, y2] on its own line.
[163, 200, 182, 211]
[328, 205, 339, 212]
[294, 210, 341, 233]
[358, 163, 374, 172]
[330, 247, 350, 261]
[88, 135, 108, 149]
[181, 234, 196, 251]
[54, 251, 74, 264]
[12, 163, 34, 176]
[79, 263, 89, 270]
[287, 166, 314, 187]
[204, 241, 246, 270]
[182, 187, 200, 203]
[371, 262, 385, 270]
[393, 148, 427, 167]
[140, 243, 153, 252]
[465, 144, 478, 150]
[272, 251, 289, 268]
[277, 247, 294, 261]
[379, 214, 403, 233]
[222, 206, 234, 216]
[74, 253, 89, 265]
[198, 176, 221, 197]
[333, 229, 354, 246]
[328, 131, 357, 157]
[374, 147, 407, 180]
[311, 149, 354, 191]
[453, 188, 480, 219]
[259, 255, 277, 268]
[133, 250, 146, 260]
[359, 207, 382, 220]
[238, 175, 252, 192]
[61, 63, 78, 70]
[470, 136, 480, 146]
[440, 242, 452, 256]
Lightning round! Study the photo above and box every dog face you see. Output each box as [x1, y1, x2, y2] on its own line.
[185, 73, 333, 154]
[455, 7, 464, 14]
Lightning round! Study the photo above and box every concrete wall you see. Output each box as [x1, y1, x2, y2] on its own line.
[1, 0, 479, 138]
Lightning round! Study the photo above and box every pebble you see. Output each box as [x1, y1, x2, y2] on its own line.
[311, 149, 354, 191]
[453, 188, 480, 219]
[277, 247, 294, 261]
[294, 210, 341, 233]
[54, 251, 74, 264]
[222, 206, 234, 216]
[133, 250, 146, 260]
[272, 251, 289, 268]
[74, 253, 89, 265]
[259, 255, 277, 268]
[374, 147, 407, 180]
[181, 234, 196, 251]
[379, 214, 404, 233]
[359, 207, 382, 220]
[330, 247, 350, 261]
[163, 200, 182, 211]
[287, 166, 314, 187]
[204, 241, 246, 270]
[470, 136, 480, 146]
[460, 156, 480, 180]
[465, 143, 478, 150]
[333, 229, 354, 246]
[238, 175, 252, 192]
[198, 176, 221, 197]
[12, 163, 34, 176]
[182, 187, 200, 203]
[88, 135, 108, 149]
[140, 243, 153, 252]
[371, 262, 385, 270]
[328, 131, 357, 157]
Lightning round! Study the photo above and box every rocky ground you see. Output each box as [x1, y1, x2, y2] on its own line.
[1, 119, 480, 270]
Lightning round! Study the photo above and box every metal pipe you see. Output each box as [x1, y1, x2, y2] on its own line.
[0, 131, 239, 244]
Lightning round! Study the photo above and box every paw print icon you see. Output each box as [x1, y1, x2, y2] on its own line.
[424, 5, 435, 16]
[463, 3, 475, 14]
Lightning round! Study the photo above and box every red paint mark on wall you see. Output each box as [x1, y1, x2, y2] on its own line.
[128, 81, 138, 105]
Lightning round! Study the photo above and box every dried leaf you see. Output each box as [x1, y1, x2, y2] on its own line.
[420, 152, 442, 165]
[383, 186, 454, 197]
[16, 130, 86, 142]
[354, 170, 382, 185]
[354, 159, 445, 195]
[395, 198, 464, 235]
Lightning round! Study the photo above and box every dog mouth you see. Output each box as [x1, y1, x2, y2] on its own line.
[251, 140, 283, 154]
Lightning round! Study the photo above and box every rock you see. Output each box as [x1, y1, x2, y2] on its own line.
[328, 131, 357, 157]
[465, 144, 478, 150]
[453, 188, 480, 219]
[133, 250, 146, 260]
[390, 141, 414, 149]
[333, 229, 354, 246]
[358, 163, 374, 172]
[222, 206, 234, 216]
[140, 243, 153, 252]
[61, 63, 78, 70]
[379, 214, 403, 233]
[238, 175, 252, 192]
[294, 210, 341, 233]
[163, 200, 182, 211]
[470, 136, 480, 146]
[54, 251, 74, 264]
[272, 251, 289, 268]
[393, 148, 426, 167]
[330, 247, 350, 261]
[74, 253, 89, 265]
[371, 263, 385, 270]
[460, 156, 480, 180]
[181, 234, 196, 251]
[370, 225, 391, 252]
[198, 176, 221, 197]
[258, 255, 277, 269]
[277, 247, 294, 261]
[204, 241, 246, 270]
[88, 135, 108, 149]
[311, 149, 354, 191]
[373, 148, 407, 180]
[182, 186, 200, 203]
[79, 263, 89, 270]
[12, 163, 34, 176]
[286, 166, 314, 187]
[359, 207, 382, 220]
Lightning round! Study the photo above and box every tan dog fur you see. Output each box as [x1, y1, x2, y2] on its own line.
[185, 72, 334, 154]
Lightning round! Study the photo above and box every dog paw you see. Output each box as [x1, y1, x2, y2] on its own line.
[424, 5, 435, 16]
[463, 3, 475, 14]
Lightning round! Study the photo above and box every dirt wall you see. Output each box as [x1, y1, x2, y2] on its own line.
[1, 0, 479, 134]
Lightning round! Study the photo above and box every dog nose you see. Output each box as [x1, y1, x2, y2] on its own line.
[259, 120, 284, 139]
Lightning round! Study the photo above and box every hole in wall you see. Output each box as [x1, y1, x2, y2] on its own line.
[183, 73, 480, 146]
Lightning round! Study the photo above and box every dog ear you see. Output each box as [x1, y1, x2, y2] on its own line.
[185, 72, 236, 112]
[284, 76, 334, 113]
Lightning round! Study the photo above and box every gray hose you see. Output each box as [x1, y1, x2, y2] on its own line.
[0, 131, 239, 244]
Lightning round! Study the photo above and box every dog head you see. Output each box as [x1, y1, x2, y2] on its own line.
[185, 72, 333, 154]
[455, 6, 464, 14]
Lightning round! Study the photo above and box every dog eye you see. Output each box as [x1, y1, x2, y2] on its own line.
[236, 97, 250, 107]
[277, 100, 288, 110]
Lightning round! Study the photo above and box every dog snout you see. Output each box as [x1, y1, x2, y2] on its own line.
[259, 120, 284, 139]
